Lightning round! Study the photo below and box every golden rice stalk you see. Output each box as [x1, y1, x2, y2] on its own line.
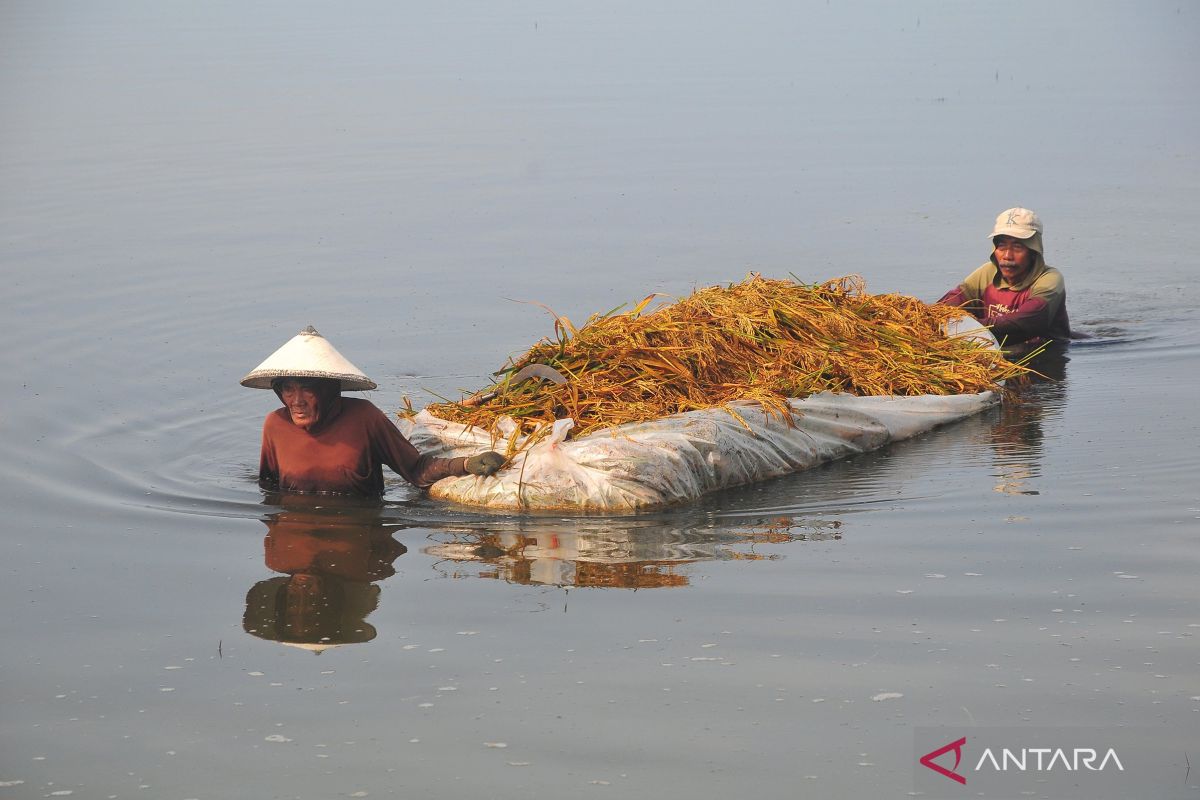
[407, 275, 1031, 443]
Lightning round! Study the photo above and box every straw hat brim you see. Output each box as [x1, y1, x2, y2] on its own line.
[240, 369, 378, 391]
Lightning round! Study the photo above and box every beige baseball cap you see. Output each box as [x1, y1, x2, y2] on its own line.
[241, 326, 377, 390]
[989, 207, 1042, 240]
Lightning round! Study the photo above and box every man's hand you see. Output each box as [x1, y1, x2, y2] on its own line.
[464, 451, 505, 476]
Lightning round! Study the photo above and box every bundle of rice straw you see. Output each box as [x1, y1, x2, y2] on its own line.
[413, 275, 1029, 444]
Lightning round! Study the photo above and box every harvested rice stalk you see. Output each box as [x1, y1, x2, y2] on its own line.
[406, 275, 1032, 443]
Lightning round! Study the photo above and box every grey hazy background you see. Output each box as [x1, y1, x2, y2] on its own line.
[2, 2, 1197, 798]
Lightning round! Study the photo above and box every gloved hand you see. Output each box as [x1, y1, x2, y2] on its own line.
[464, 451, 505, 476]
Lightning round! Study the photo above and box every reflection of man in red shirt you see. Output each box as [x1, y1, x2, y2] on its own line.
[261, 505, 408, 582]
[243, 504, 409, 652]
[241, 326, 503, 496]
[939, 208, 1070, 347]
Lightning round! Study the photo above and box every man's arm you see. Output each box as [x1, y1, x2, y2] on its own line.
[257, 415, 281, 490]
[379, 432, 468, 489]
[936, 264, 993, 319]
[368, 406, 468, 488]
[937, 286, 981, 315]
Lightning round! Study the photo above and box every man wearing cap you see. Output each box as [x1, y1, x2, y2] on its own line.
[242, 326, 504, 496]
[938, 207, 1070, 347]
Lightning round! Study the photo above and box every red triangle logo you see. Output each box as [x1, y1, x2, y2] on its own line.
[920, 736, 967, 785]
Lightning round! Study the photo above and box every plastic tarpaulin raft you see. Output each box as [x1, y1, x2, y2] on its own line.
[397, 317, 1001, 512]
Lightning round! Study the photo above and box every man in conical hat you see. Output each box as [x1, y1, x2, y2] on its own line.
[242, 326, 504, 496]
[938, 208, 1071, 348]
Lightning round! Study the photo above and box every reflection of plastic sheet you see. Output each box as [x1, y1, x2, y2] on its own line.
[424, 518, 842, 589]
[243, 500, 408, 653]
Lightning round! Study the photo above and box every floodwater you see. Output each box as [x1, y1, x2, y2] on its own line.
[2, 2, 1198, 798]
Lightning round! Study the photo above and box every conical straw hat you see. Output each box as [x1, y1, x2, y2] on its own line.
[241, 326, 377, 390]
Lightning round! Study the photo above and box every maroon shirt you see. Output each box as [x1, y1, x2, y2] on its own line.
[259, 397, 465, 495]
[939, 258, 1070, 346]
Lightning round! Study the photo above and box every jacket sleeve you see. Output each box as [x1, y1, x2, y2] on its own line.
[369, 407, 467, 489]
[936, 264, 992, 318]
[985, 270, 1066, 342]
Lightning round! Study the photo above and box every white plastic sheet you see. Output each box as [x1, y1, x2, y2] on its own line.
[398, 317, 1001, 512]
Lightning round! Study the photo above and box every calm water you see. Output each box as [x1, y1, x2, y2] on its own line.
[2, 2, 1198, 798]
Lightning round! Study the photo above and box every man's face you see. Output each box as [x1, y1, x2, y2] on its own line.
[278, 379, 322, 430]
[993, 235, 1035, 283]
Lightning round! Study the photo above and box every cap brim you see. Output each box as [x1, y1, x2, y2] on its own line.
[989, 227, 1039, 240]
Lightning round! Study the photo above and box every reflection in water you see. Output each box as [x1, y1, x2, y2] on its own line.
[243, 495, 408, 653]
[238, 347, 1069, 624]
[241, 495, 845, 650]
[990, 346, 1069, 495]
[424, 518, 842, 588]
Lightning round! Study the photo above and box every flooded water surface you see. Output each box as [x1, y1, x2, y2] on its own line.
[2, 2, 1198, 798]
